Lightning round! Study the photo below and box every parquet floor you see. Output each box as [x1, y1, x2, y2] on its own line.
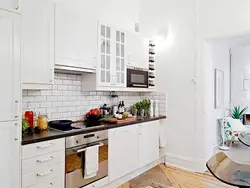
[119, 164, 236, 188]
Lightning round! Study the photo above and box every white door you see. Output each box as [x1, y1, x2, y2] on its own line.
[98, 23, 112, 87]
[0, 121, 20, 188]
[108, 125, 138, 182]
[22, 0, 54, 88]
[0, 0, 19, 11]
[114, 29, 126, 87]
[127, 32, 149, 69]
[0, 10, 21, 122]
[55, 0, 97, 70]
[138, 121, 160, 167]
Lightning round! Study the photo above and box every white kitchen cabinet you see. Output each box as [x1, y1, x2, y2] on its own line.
[21, 0, 54, 90]
[22, 138, 65, 188]
[127, 32, 149, 69]
[138, 121, 160, 167]
[55, 0, 97, 72]
[0, 121, 20, 188]
[0, 0, 19, 12]
[108, 125, 138, 182]
[82, 23, 127, 91]
[0, 10, 21, 122]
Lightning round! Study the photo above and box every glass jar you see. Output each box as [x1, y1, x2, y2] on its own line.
[37, 113, 48, 130]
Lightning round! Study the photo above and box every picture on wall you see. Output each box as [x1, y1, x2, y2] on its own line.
[215, 69, 224, 109]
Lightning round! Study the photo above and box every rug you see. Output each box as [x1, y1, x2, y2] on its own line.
[129, 166, 172, 188]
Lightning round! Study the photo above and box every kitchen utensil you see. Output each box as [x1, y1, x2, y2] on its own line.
[49, 119, 85, 131]
[85, 114, 102, 121]
[112, 105, 118, 115]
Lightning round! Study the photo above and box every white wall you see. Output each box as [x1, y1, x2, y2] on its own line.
[139, 0, 199, 171]
[198, 0, 250, 39]
[203, 43, 230, 158]
[196, 0, 250, 168]
[231, 47, 250, 111]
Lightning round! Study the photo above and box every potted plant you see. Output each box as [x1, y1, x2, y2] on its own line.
[141, 99, 150, 116]
[135, 101, 143, 116]
[227, 105, 248, 120]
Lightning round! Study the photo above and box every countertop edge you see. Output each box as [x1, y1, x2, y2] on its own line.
[22, 116, 166, 145]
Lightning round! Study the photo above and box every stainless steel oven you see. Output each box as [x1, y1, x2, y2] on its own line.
[127, 67, 149, 88]
[65, 130, 108, 188]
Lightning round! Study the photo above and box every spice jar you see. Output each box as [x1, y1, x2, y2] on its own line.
[37, 113, 48, 130]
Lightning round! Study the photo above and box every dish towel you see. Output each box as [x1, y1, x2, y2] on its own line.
[84, 144, 99, 179]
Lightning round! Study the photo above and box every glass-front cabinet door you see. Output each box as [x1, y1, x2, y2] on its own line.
[98, 22, 126, 88]
[98, 24, 111, 86]
[115, 30, 126, 86]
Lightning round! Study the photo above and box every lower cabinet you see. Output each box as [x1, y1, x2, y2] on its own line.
[0, 121, 20, 188]
[21, 138, 65, 188]
[138, 121, 160, 167]
[108, 121, 160, 183]
[108, 125, 138, 182]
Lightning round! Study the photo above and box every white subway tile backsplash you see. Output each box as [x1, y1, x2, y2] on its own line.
[67, 74, 77, 80]
[63, 80, 73, 85]
[58, 85, 67, 90]
[34, 96, 47, 102]
[28, 90, 41, 96]
[47, 96, 58, 101]
[22, 73, 167, 120]
[52, 101, 63, 107]
[40, 102, 52, 108]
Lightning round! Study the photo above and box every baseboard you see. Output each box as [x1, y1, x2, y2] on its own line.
[164, 153, 207, 173]
[102, 157, 164, 188]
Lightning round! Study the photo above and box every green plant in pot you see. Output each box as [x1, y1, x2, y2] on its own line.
[227, 105, 248, 120]
[141, 99, 150, 116]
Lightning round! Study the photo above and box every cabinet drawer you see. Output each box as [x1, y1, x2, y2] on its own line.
[22, 138, 65, 159]
[22, 163, 64, 188]
[83, 177, 108, 188]
[26, 177, 64, 188]
[22, 150, 65, 174]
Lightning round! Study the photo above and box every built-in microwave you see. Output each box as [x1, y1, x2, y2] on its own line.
[127, 67, 149, 88]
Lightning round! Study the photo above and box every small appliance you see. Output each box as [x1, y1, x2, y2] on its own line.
[127, 66, 149, 88]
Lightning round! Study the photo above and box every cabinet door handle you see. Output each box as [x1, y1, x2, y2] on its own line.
[15, 100, 19, 118]
[37, 143, 53, 149]
[37, 156, 53, 163]
[37, 170, 53, 177]
[45, 183, 53, 188]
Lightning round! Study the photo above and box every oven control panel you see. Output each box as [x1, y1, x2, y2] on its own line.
[66, 130, 108, 149]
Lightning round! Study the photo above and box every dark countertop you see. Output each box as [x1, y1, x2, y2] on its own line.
[22, 115, 166, 145]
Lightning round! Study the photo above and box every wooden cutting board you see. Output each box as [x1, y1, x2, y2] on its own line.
[103, 117, 137, 124]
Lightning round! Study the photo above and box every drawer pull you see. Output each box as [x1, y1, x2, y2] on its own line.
[45, 183, 53, 188]
[37, 143, 53, 149]
[37, 170, 53, 177]
[37, 156, 53, 163]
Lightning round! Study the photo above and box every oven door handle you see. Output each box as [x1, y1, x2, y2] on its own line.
[74, 142, 104, 153]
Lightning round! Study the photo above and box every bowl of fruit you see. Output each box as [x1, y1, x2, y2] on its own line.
[85, 108, 102, 121]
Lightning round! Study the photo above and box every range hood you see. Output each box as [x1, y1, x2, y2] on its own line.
[55, 57, 96, 74]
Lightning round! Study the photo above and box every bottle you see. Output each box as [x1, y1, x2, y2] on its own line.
[118, 101, 122, 114]
[150, 100, 154, 117]
[154, 100, 159, 117]
[24, 102, 34, 128]
[121, 101, 125, 113]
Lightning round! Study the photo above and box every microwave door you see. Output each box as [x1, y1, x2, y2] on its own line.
[127, 69, 149, 88]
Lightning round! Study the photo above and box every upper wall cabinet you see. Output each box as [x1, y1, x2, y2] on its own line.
[0, 0, 19, 12]
[0, 10, 21, 122]
[82, 22, 127, 91]
[21, 0, 54, 90]
[127, 32, 149, 69]
[55, 0, 97, 72]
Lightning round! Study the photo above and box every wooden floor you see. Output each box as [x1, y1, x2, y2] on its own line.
[119, 164, 236, 188]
